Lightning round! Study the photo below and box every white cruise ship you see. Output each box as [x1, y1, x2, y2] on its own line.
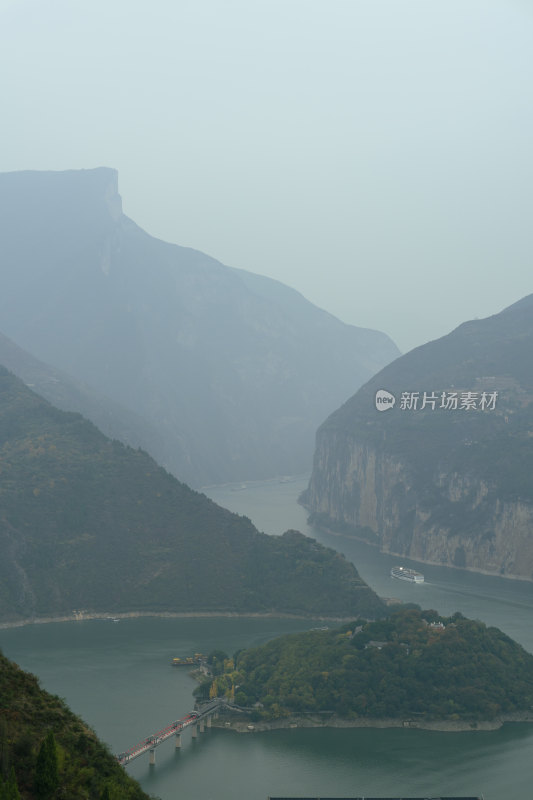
[390, 565, 424, 583]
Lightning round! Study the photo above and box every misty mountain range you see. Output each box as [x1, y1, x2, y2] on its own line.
[0, 167, 399, 487]
[0, 328, 165, 458]
[4, 165, 532, 588]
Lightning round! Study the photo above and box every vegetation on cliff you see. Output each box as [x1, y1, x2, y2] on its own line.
[302, 295, 533, 577]
[309, 294, 533, 499]
[0, 367, 385, 623]
[0, 649, 150, 799]
[200, 608, 533, 722]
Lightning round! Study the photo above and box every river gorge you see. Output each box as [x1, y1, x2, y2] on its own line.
[1, 476, 533, 800]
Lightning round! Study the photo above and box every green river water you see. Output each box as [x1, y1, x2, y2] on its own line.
[1, 476, 533, 799]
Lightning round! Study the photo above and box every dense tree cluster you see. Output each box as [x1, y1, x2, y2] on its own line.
[204, 608, 533, 722]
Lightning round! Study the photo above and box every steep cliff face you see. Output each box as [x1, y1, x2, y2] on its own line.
[0, 168, 399, 487]
[307, 433, 533, 578]
[303, 296, 533, 580]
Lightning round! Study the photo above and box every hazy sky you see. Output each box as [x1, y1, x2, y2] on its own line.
[1, 0, 532, 351]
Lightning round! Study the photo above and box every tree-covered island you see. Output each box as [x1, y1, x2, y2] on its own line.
[196, 607, 533, 728]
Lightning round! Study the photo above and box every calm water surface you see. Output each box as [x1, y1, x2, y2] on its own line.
[1, 475, 533, 800]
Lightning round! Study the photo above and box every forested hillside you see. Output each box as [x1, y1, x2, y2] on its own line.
[202, 607, 533, 722]
[0, 367, 385, 623]
[0, 649, 149, 799]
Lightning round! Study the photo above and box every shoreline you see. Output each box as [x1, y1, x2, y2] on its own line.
[0, 609, 354, 631]
[307, 518, 533, 584]
[213, 710, 533, 734]
[4, 612, 533, 737]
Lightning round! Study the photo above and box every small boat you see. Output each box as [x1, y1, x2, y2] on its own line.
[171, 657, 196, 666]
[171, 653, 206, 667]
[390, 566, 424, 583]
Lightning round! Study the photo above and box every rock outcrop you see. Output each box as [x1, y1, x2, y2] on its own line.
[303, 296, 533, 580]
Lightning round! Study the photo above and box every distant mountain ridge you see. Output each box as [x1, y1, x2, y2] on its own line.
[0, 366, 386, 623]
[0, 329, 165, 455]
[0, 168, 399, 487]
[303, 295, 533, 580]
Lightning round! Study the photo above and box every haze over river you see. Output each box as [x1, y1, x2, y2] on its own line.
[2, 476, 533, 799]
